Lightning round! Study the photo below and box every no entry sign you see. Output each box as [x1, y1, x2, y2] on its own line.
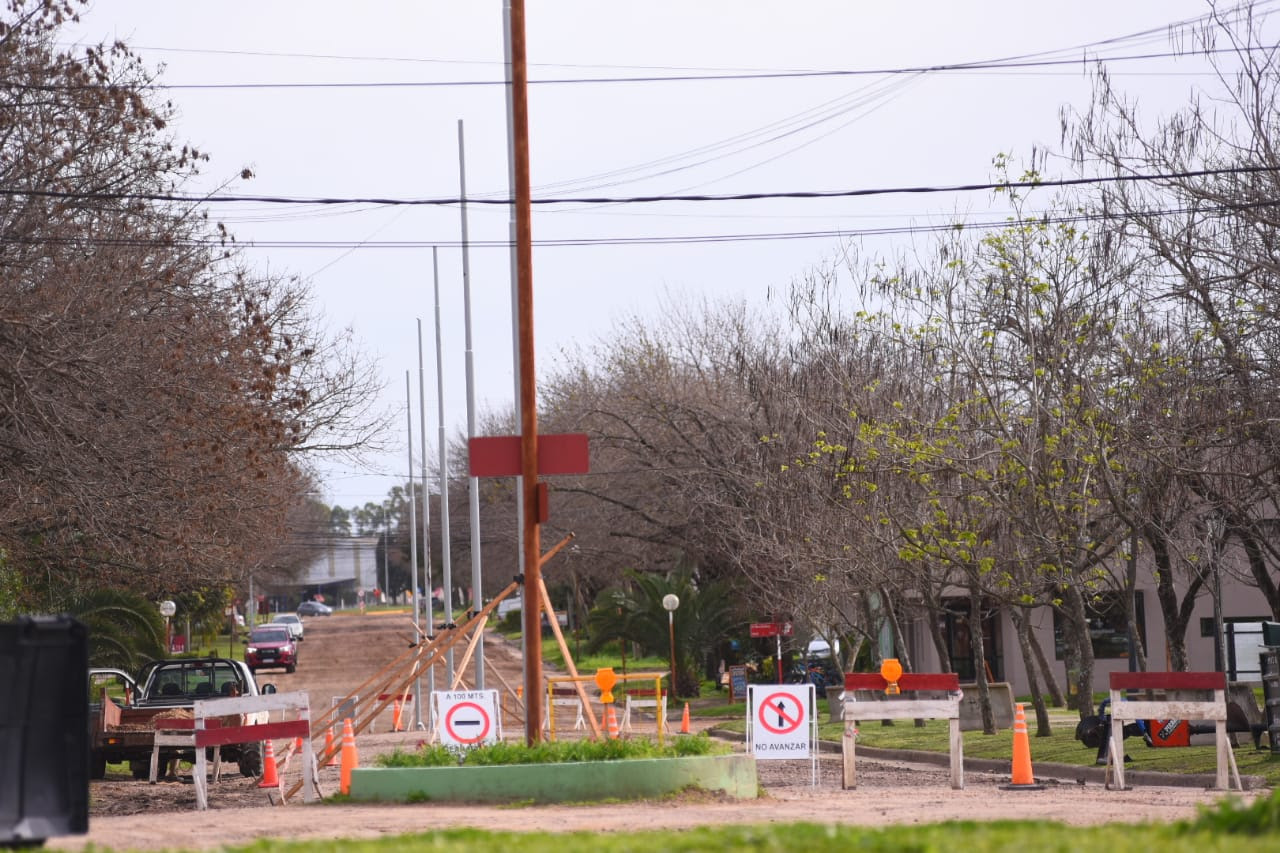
[433, 689, 501, 748]
[747, 684, 814, 761]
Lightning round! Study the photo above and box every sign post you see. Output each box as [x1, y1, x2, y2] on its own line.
[747, 683, 816, 784]
[433, 689, 502, 749]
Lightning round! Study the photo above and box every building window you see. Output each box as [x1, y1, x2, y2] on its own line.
[1200, 615, 1270, 638]
[1053, 591, 1145, 660]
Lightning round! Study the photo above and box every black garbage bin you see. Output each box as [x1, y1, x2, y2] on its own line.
[0, 615, 89, 846]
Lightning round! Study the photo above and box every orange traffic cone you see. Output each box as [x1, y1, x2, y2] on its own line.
[1000, 703, 1044, 791]
[605, 704, 620, 739]
[680, 702, 691, 734]
[392, 699, 403, 732]
[324, 725, 339, 767]
[257, 738, 280, 788]
[339, 718, 359, 795]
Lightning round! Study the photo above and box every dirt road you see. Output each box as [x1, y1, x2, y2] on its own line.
[53, 610, 1266, 851]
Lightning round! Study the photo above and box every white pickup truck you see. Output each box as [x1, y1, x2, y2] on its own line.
[90, 657, 273, 779]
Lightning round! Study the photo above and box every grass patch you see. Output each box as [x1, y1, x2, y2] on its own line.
[217, 815, 1277, 852]
[376, 732, 728, 768]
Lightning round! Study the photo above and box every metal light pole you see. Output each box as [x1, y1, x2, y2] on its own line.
[382, 505, 390, 604]
[159, 600, 176, 655]
[662, 594, 680, 698]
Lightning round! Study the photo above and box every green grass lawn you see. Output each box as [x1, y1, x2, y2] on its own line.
[150, 799, 1280, 852]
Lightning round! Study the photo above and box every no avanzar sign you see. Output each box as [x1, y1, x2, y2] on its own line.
[747, 684, 814, 760]
[433, 689, 501, 748]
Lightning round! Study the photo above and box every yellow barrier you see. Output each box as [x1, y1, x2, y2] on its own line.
[545, 671, 669, 744]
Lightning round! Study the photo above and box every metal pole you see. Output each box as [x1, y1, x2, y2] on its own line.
[382, 506, 390, 605]
[433, 248, 455, 681]
[416, 321, 434, 730]
[509, 0, 543, 744]
[405, 371, 424, 729]
[459, 118, 485, 689]
[668, 611, 677, 698]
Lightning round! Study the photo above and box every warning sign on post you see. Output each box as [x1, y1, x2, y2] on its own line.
[433, 689, 501, 748]
[748, 684, 814, 760]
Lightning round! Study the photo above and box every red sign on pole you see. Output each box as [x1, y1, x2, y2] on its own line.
[749, 622, 780, 638]
[468, 433, 590, 477]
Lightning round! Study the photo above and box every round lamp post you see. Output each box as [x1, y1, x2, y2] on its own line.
[159, 600, 176, 654]
[662, 594, 680, 699]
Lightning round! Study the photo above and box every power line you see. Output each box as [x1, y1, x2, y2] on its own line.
[24, 45, 1272, 91]
[5, 196, 1272, 251]
[4, 164, 1274, 207]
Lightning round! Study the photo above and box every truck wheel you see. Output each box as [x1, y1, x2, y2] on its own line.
[90, 753, 107, 779]
[129, 759, 151, 780]
[286, 663, 296, 674]
[238, 742, 264, 778]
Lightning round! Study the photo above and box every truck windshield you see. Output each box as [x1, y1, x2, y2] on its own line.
[148, 660, 244, 699]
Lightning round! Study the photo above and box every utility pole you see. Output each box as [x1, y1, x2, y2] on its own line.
[509, 0, 543, 744]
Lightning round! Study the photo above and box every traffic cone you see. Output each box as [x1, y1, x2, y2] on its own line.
[339, 718, 359, 795]
[324, 725, 338, 767]
[680, 702, 691, 734]
[605, 703, 620, 739]
[1000, 703, 1045, 791]
[257, 739, 280, 788]
[392, 699, 403, 732]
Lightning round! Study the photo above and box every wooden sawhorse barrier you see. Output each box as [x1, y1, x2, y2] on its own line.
[842, 672, 964, 789]
[1106, 671, 1242, 791]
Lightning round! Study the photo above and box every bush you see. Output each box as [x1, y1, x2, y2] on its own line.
[376, 733, 726, 768]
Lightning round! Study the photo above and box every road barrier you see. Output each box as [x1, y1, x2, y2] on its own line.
[1105, 671, 1242, 791]
[842, 671, 964, 789]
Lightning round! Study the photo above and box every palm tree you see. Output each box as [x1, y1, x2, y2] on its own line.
[587, 566, 741, 697]
[60, 588, 166, 671]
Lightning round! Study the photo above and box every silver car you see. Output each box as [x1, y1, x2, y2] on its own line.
[269, 612, 304, 641]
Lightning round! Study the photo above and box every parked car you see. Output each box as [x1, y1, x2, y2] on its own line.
[244, 625, 298, 674]
[296, 600, 333, 616]
[270, 612, 304, 641]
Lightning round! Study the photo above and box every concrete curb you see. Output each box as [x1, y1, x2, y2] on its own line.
[706, 727, 1269, 791]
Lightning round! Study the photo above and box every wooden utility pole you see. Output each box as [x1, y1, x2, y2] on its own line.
[508, 0, 543, 744]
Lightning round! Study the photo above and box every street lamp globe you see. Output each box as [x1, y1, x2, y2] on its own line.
[159, 600, 176, 618]
[662, 594, 680, 612]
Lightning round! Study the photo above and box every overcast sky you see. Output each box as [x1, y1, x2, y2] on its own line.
[64, 1, 1248, 510]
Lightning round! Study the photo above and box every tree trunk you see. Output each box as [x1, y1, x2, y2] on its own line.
[1063, 584, 1096, 718]
[1028, 615, 1065, 707]
[922, 586, 952, 673]
[1011, 606, 1051, 736]
[1237, 523, 1280, 621]
[969, 583, 995, 734]
[1123, 532, 1148, 672]
[1150, 525, 1199, 671]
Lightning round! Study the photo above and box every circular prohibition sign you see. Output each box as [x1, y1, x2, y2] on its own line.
[444, 700, 491, 744]
[757, 691, 805, 735]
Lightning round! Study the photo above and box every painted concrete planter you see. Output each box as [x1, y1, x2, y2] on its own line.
[348, 753, 758, 803]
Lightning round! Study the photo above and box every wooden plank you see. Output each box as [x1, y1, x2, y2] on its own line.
[194, 719, 309, 748]
[192, 690, 311, 719]
[844, 673, 960, 691]
[843, 699, 960, 720]
[1108, 700, 1227, 722]
[841, 721, 857, 789]
[1108, 671, 1225, 691]
[948, 717, 964, 789]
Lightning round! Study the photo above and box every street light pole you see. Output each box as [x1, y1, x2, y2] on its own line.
[382, 505, 390, 604]
[159, 600, 176, 655]
[662, 594, 680, 699]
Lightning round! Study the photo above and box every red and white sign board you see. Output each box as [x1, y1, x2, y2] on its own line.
[749, 622, 779, 638]
[432, 689, 501, 748]
[747, 684, 814, 761]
